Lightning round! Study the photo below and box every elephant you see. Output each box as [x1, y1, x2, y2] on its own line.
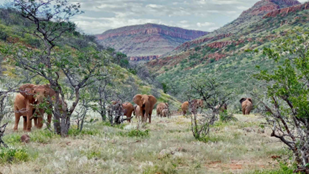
[215, 103, 228, 112]
[156, 103, 169, 117]
[161, 108, 170, 118]
[181, 101, 189, 115]
[133, 94, 157, 123]
[181, 99, 203, 115]
[13, 93, 34, 132]
[122, 102, 134, 123]
[240, 98, 253, 115]
[134, 105, 142, 120]
[15, 84, 65, 131]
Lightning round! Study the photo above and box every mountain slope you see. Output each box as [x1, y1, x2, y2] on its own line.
[171, 0, 300, 53]
[95, 23, 208, 61]
[146, 0, 309, 105]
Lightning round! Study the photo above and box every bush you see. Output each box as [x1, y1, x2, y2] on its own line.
[219, 111, 237, 122]
[101, 121, 126, 129]
[118, 129, 149, 138]
[30, 130, 60, 143]
[68, 128, 100, 136]
[3, 133, 21, 145]
[252, 162, 297, 174]
[0, 148, 29, 163]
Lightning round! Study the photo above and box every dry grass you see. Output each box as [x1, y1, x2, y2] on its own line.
[0, 114, 287, 174]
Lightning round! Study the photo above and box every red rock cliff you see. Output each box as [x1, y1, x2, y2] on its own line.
[264, 2, 309, 18]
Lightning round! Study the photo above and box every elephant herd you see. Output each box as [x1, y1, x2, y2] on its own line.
[180, 98, 253, 116]
[13, 83, 254, 132]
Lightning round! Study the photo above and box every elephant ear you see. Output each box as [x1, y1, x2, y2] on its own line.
[133, 94, 143, 107]
[148, 95, 157, 109]
[239, 98, 246, 104]
[19, 84, 35, 100]
[248, 98, 253, 103]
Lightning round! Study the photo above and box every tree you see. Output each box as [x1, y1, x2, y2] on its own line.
[188, 77, 231, 140]
[10, 0, 108, 136]
[254, 30, 309, 173]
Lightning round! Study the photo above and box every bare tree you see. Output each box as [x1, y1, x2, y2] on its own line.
[188, 77, 232, 140]
[0, 122, 8, 148]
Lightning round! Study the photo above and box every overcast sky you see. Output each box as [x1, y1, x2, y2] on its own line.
[1, 0, 308, 34]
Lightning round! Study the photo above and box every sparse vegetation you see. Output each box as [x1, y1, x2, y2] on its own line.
[0, 148, 30, 163]
[0, 115, 289, 173]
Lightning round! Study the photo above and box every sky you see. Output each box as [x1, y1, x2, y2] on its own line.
[1, 0, 308, 34]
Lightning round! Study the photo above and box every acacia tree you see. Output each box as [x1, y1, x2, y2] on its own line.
[10, 0, 108, 136]
[254, 30, 309, 172]
[188, 77, 231, 139]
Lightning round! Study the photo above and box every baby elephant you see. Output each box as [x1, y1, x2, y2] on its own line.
[161, 109, 170, 118]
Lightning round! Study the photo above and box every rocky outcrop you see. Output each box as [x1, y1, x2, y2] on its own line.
[129, 55, 160, 61]
[175, 34, 232, 50]
[207, 41, 233, 49]
[240, 0, 300, 18]
[264, 2, 309, 18]
[95, 23, 207, 61]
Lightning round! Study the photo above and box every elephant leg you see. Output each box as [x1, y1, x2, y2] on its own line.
[14, 113, 20, 131]
[26, 115, 32, 132]
[245, 108, 250, 115]
[37, 117, 43, 129]
[149, 114, 152, 123]
[26, 106, 33, 132]
[23, 116, 27, 131]
[242, 108, 246, 115]
[127, 114, 131, 123]
[33, 117, 38, 128]
[37, 109, 45, 129]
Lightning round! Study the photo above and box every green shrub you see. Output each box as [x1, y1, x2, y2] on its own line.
[0, 148, 29, 163]
[30, 130, 60, 143]
[3, 133, 22, 145]
[101, 121, 126, 129]
[251, 162, 296, 174]
[68, 128, 100, 136]
[219, 111, 237, 122]
[118, 129, 149, 138]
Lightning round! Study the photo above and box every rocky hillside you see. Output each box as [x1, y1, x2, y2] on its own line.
[95, 23, 207, 61]
[146, 0, 309, 103]
[172, 0, 300, 53]
[0, 8, 180, 107]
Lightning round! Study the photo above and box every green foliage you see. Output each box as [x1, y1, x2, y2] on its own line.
[253, 29, 309, 171]
[30, 130, 60, 143]
[219, 111, 237, 122]
[68, 128, 100, 136]
[161, 82, 169, 93]
[194, 46, 201, 51]
[251, 162, 296, 174]
[118, 129, 149, 138]
[100, 121, 126, 129]
[3, 133, 21, 145]
[0, 148, 29, 163]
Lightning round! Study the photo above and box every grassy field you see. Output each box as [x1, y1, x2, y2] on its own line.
[0, 114, 288, 174]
